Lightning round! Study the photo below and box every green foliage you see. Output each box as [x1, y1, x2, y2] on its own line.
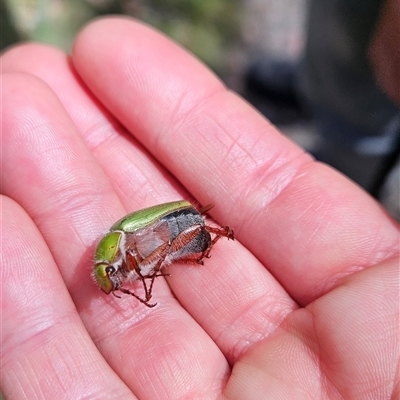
[4, 0, 242, 75]
[142, 0, 242, 72]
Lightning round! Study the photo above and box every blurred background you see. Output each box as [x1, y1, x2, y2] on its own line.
[2, 0, 307, 93]
[2, 0, 399, 219]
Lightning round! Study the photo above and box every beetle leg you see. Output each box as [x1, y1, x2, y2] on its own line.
[168, 225, 205, 253]
[140, 271, 171, 301]
[126, 249, 169, 300]
[144, 252, 174, 301]
[168, 224, 226, 265]
[197, 203, 215, 215]
[125, 251, 151, 299]
[137, 243, 169, 275]
[196, 225, 234, 263]
[145, 273, 158, 302]
[135, 242, 171, 301]
[145, 272, 171, 278]
[117, 287, 157, 308]
[120, 249, 170, 305]
[205, 225, 235, 241]
[140, 275, 151, 302]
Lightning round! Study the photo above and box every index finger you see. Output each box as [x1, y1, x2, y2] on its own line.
[73, 17, 400, 305]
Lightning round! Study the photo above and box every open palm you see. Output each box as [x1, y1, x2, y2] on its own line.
[2, 18, 399, 399]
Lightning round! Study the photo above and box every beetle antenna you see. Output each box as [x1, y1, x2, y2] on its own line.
[198, 203, 214, 215]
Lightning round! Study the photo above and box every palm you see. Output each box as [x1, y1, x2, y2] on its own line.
[1, 18, 398, 399]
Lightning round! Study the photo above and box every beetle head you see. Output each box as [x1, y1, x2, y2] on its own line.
[93, 261, 124, 294]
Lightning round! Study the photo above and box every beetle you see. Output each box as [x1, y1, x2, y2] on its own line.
[93, 200, 234, 307]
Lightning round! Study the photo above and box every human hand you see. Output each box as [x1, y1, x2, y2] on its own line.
[2, 18, 399, 399]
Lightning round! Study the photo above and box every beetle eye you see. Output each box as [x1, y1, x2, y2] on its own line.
[105, 266, 115, 275]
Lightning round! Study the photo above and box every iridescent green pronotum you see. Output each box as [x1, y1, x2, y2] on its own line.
[93, 200, 234, 307]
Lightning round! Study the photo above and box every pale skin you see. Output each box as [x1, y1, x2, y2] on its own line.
[1, 17, 399, 399]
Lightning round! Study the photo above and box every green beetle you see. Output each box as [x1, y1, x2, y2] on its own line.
[93, 200, 234, 307]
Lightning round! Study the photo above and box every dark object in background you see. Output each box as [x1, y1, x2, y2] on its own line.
[245, 59, 311, 125]
[244, 0, 400, 209]
[1, 0, 21, 50]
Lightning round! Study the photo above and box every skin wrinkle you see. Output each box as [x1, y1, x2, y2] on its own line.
[80, 117, 122, 152]
[390, 362, 400, 399]
[357, 230, 399, 269]
[49, 345, 78, 395]
[4, 327, 123, 398]
[119, 39, 221, 154]
[235, 342, 315, 398]
[6, 108, 112, 234]
[166, 84, 203, 136]
[114, 154, 153, 193]
[112, 171, 150, 206]
[234, 154, 312, 252]
[70, 221, 90, 252]
[153, 88, 230, 174]
[163, 89, 307, 224]
[292, 184, 342, 241]
[221, 136, 255, 177]
[288, 348, 322, 396]
[124, 319, 225, 398]
[242, 151, 308, 209]
[87, 295, 174, 345]
[365, 227, 400, 266]
[293, 194, 324, 227]
[44, 183, 103, 227]
[91, 126, 184, 207]
[303, 199, 335, 244]
[211, 120, 244, 165]
[212, 106, 266, 167]
[312, 270, 397, 399]
[164, 73, 226, 132]
[2, 308, 80, 363]
[2, 228, 48, 280]
[223, 290, 295, 363]
[168, 91, 262, 177]
[4, 368, 26, 399]
[293, 307, 341, 400]
[213, 125, 265, 177]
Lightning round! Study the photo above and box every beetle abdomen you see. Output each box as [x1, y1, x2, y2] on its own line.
[162, 207, 211, 259]
[162, 207, 204, 240]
